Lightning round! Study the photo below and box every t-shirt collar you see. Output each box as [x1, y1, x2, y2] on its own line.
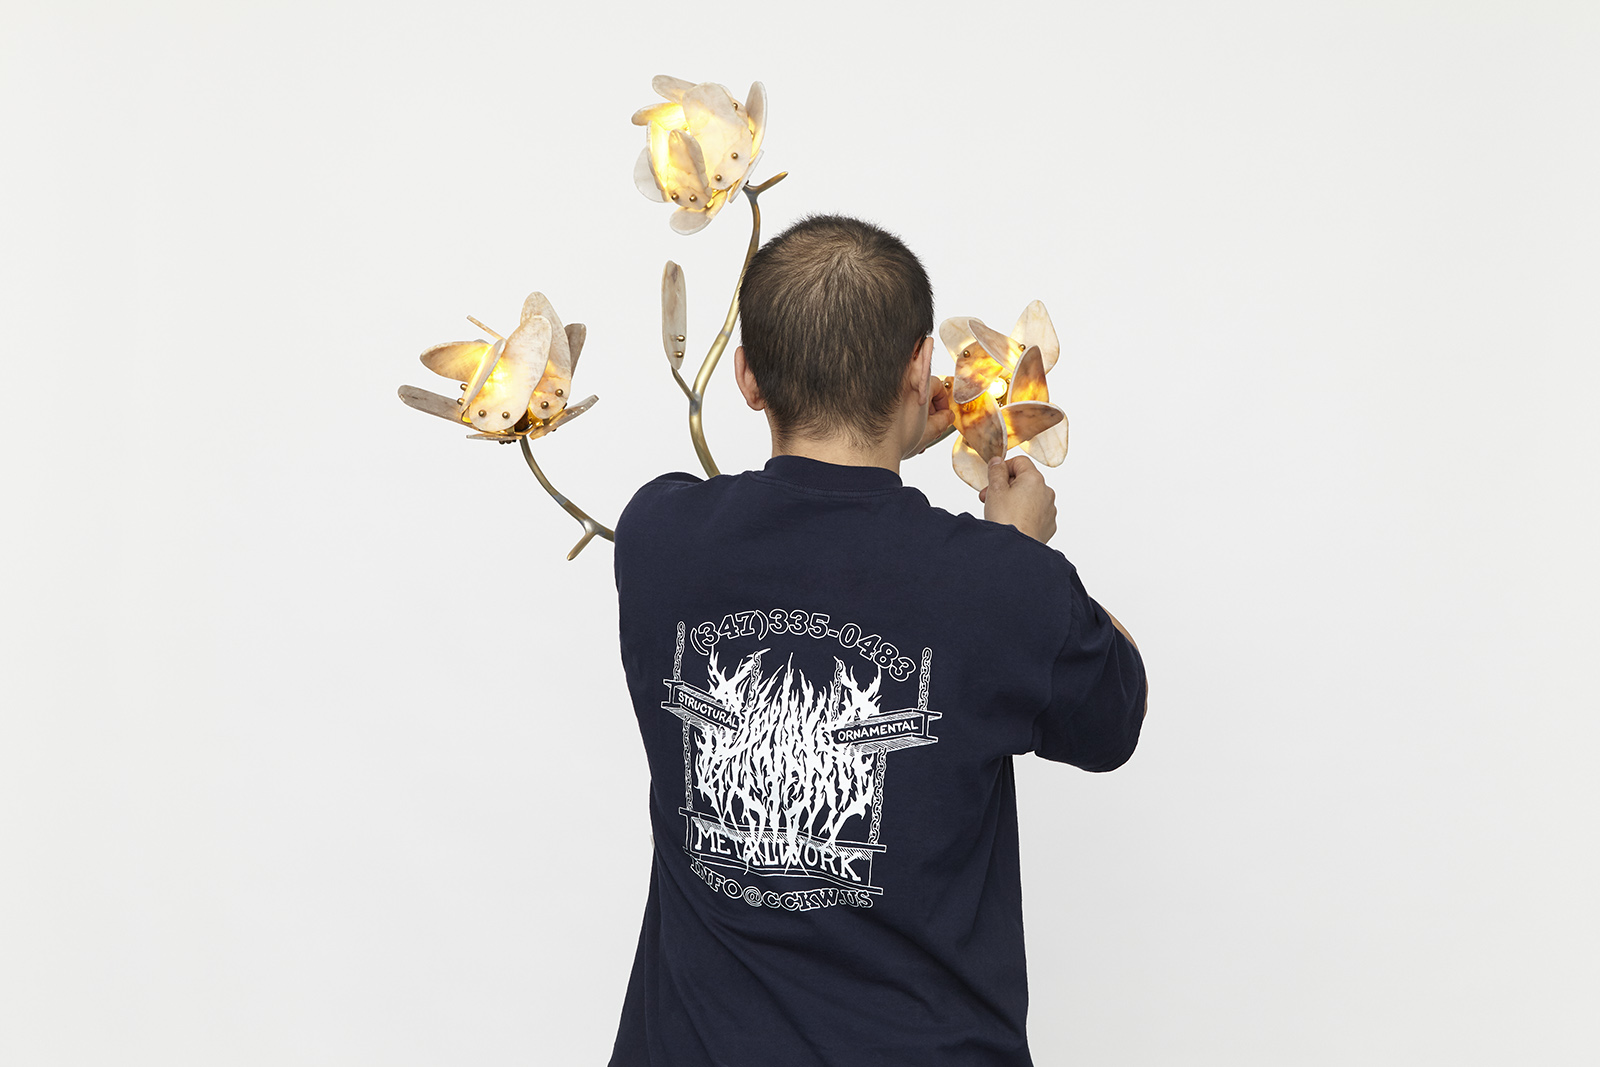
[757, 454, 903, 493]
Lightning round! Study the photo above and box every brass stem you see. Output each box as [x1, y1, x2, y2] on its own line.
[519, 436, 615, 560]
[669, 364, 694, 401]
[685, 171, 788, 478]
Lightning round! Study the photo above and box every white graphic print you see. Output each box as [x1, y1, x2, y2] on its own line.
[662, 609, 940, 911]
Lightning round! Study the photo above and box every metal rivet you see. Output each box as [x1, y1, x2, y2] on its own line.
[675, 350, 683, 358]
[459, 383, 467, 391]
[714, 174, 722, 182]
[689, 194, 696, 202]
[541, 401, 549, 409]
[731, 152, 739, 159]
[676, 334, 685, 342]
[554, 388, 563, 396]
[671, 192, 679, 201]
[501, 412, 510, 419]
[477, 409, 486, 417]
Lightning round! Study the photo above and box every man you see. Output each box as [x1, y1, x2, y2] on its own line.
[609, 215, 1147, 1066]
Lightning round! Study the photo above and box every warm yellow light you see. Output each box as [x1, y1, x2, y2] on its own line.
[987, 378, 1008, 399]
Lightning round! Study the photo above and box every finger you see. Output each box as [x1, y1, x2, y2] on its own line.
[1005, 453, 1040, 479]
[986, 455, 1009, 492]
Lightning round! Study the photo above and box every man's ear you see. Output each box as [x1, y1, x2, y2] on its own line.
[733, 345, 766, 411]
[908, 336, 935, 405]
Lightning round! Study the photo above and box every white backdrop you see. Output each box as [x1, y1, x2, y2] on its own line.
[3, 2, 1597, 1064]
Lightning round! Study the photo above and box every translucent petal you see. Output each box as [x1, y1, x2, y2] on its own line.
[952, 389, 1006, 462]
[952, 435, 990, 490]
[397, 385, 466, 424]
[969, 317, 1024, 377]
[634, 146, 665, 202]
[419, 340, 492, 382]
[632, 102, 685, 128]
[1001, 400, 1064, 450]
[1010, 299, 1059, 373]
[669, 207, 712, 234]
[469, 317, 550, 434]
[682, 83, 752, 190]
[651, 125, 710, 207]
[520, 291, 565, 333]
[527, 394, 598, 441]
[565, 323, 586, 376]
[1020, 417, 1068, 466]
[745, 81, 768, 160]
[1008, 345, 1048, 404]
[938, 316, 978, 360]
[521, 296, 572, 417]
[652, 75, 694, 102]
[952, 344, 1007, 405]
[460, 338, 504, 412]
[661, 260, 687, 370]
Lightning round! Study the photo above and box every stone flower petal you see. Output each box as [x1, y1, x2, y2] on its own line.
[520, 291, 564, 332]
[952, 389, 1006, 463]
[634, 146, 665, 202]
[682, 83, 752, 191]
[529, 393, 597, 440]
[952, 434, 991, 491]
[468, 317, 550, 434]
[1021, 418, 1068, 467]
[661, 261, 687, 370]
[460, 338, 504, 412]
[669, 207, 713, 234]
[939, 315, 977, 356]
[565, 323, 586, 376]
[652, 75, 694, 102]
[398, 385, 465, 424]
[1010, 299, 1059, 373]
[745, 81, 767, 160]
[632, 101, 684, 127]
[420, 340, 493, 382]
[1008, 345, 1048, 404]
[651, 125, 711, 209]
[1000, 400, 1064, 450]
[969, 318, 1024, 378]
[519, 293, 571, 418]
[952, 343, 1007, 405]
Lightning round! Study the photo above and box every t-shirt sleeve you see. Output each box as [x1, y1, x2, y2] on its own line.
[1031, 567, 1147, 771]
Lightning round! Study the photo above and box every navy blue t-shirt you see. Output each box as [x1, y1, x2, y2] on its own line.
[609, 454, 1146, 1067]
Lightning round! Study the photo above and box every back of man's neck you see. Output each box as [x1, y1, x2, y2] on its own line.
[772, 436, 902, 475]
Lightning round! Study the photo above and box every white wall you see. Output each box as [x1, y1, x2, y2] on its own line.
[3, 1, 1596, 1063]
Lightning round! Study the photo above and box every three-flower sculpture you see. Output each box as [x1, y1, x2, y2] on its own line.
[398, 291, 597, 442]
[941, 301, 1068, 490]
[632, 75, 767, 234]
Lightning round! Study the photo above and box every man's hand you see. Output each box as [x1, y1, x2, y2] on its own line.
[979, 454, 1057, 544]
[904, 375, 955, 459]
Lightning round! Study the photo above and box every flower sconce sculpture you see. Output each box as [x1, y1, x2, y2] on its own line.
[633, 76, 767, 235]
[941, 302, 1069, 490]
[634, 74, 787, 477]
[397, 291, 611, 559]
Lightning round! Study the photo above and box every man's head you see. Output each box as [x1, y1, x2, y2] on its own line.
[735, 214, 934, 451]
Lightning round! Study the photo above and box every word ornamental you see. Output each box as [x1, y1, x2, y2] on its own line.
[689, 607, 919, 682]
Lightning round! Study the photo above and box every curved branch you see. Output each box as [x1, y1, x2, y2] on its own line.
[519, 436, 616, 560]
[685, 172, 789, 478]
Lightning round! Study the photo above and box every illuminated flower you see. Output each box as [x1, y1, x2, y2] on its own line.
[940, 301, 1067, 490]
[632, 75, 767, 234]
[398, 291, 597, 442]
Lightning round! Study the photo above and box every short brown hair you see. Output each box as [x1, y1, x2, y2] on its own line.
[738, 215, 934, 448]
